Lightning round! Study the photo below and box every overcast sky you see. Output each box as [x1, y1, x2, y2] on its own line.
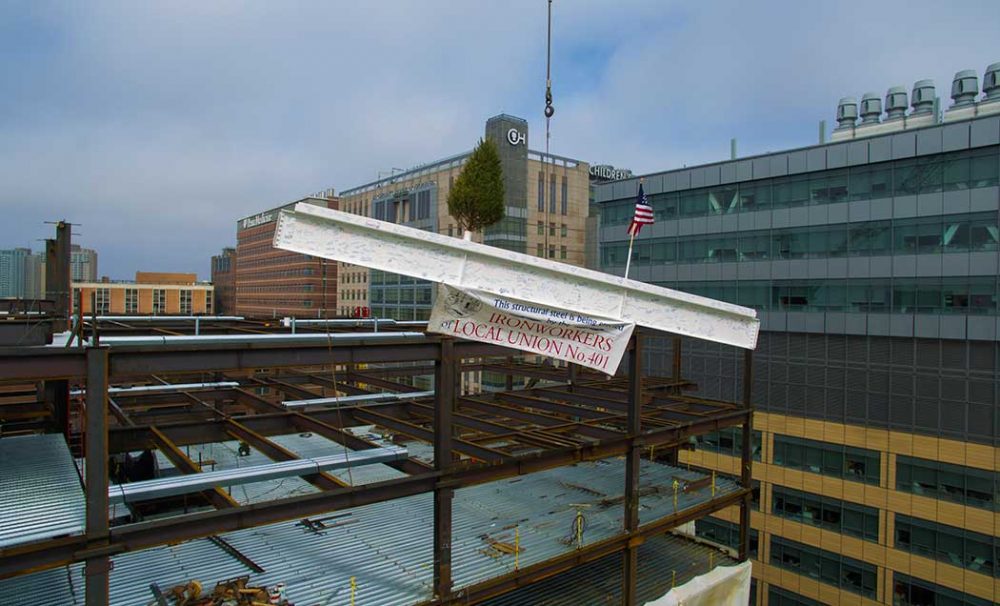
[1, 1, 997, 279]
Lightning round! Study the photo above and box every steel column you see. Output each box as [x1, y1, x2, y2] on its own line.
[622, 333, 642, 606]
[738, 348, 754, 561]
[672, 336, 682, 383]
[434, 338, 455, 601]
[84, 347, 109, 606]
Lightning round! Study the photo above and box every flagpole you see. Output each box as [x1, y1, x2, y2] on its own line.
[623, 231, 636, 281]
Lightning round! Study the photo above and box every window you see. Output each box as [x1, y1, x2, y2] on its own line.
[772, 435, 880, 485]
[548, 245, 555, 258]
[897, 455, 997, 511]
[152, 289, 166, 314]
[560, 223, 567, 237]
[205, 291, 213, 314]
[560, 245, 567, 260]
[537, 171, 545, 211]
[895, 514, 997, 577]
[537, 221, 544, 236]
[179, 290, 192, 314]
[770, 537, 876, 598]
[95, 288, 110, 314]
[125, 288, 139, 314]
[560, 175, 568, 215]
[691, 427, 762, 460]
[773, 486, 879, 541]
[549, 174, 557, 214]
[893, 573, 992, 606]
[694, 517, 758, 559]
[549, 222, 556, 237]
[537, 243, 544, 257]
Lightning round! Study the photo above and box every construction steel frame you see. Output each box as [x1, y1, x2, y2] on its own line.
[0, 329, 754, 606]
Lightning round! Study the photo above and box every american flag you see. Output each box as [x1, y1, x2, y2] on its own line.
[627, 182, 654, 237]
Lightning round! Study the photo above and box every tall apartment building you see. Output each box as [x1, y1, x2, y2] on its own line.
[70, 244, 98, 282]
[211, 247, 236, 315]
[336, 114, 592, 321]
[74, 272, 213, 315]
[235, 197, 338, 319]
[0, 248, 30, 298]
[597, 66, 1000, 606]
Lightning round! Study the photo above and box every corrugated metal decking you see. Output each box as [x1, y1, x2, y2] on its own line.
[0, 458, 738, 605]
[0, 434, 85, 549]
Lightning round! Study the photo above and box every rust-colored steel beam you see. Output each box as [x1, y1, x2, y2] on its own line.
[462, 396, 619, 442]
[346, 372, 427, 394]
[149, 426, 238, 509]
[290, 412, 432, 476]
[622, 333, 642, 606]
[223, 418, 347, 490]
[350, 408, 511, 465]
[0, 409, 750, 580]
[433, 487, 749, 606]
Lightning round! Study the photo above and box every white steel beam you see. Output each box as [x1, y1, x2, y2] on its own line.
[274, 204, 759, 349]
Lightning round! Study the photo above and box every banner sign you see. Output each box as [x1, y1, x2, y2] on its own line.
[428, 284, 635, 375]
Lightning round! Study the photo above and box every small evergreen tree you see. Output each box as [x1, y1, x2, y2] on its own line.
[447, 138, 505, 235]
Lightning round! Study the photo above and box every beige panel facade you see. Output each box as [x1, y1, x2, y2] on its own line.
[681, 411, 1000, 605]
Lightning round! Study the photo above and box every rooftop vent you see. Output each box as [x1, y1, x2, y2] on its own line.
[951, 69, 979, 107]
[984, 62, 1000, 101]
[885, 86, 908, 120]
[835, 97, 858, 128]
[859, 92, 882, 124]
[910, 79, 935, 115]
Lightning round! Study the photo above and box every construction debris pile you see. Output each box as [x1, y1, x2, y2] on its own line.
[151, 576, 292, 606]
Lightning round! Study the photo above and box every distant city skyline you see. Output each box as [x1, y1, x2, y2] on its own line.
[0, 1, 996, 278]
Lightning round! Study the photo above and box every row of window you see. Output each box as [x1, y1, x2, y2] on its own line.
[691, 427, 762, 460]
[770, 536, 877, 598]
[897, 455, 997, 511]
[693, 431, 999, 512]
[654, 277, 999, 315]
[601, 147, 1000, 224]
[537, 221, 570, 237]
[895, 514, 997, 578]
[601, 212, 999, 266]
[537, 172, 569, 215]
[372, 189, 434, 224]
[768, 575, 989, 606]
[341, 289, 365, 301]
[772, 435, 881, 485]
[772, 485, 879, 542]
[370, 286, 433, 306]
[73, 288, 209, 314]
[694, 517, 758, 558]
[703, 514, 994, 600]
[536, 243, 569, 259]
[237, 285, 324, 294]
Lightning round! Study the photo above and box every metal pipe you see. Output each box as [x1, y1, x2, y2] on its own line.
[280, 317, 396, 327]
[282, 390, 435, 409]
[90, 331, 427, 347]
[71, 381, 240, 397]
[109, 447, 407, 505]
[95, 315, 245, 322]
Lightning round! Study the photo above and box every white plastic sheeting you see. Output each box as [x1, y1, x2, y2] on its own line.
[642, 560, 752, 606]
[273, 203, 759, 350]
